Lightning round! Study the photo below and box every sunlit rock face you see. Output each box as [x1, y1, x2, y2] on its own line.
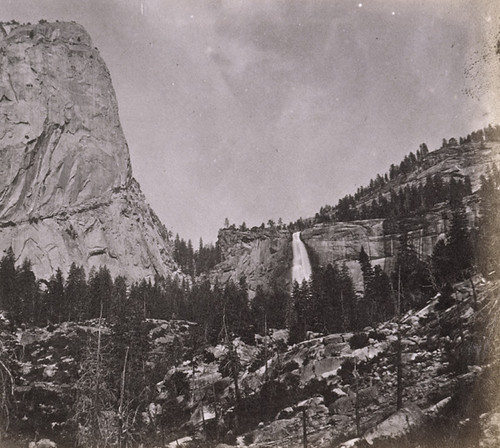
[0, 21, 178, 281]
[0, 21, 131, 220]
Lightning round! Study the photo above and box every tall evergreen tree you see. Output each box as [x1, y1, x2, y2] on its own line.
[110, 275, 128, 323]
[431, 239, 450, 288]
[65, 263, 87, 322]
[476, 168, 500, 277]
[372, 265, 394, 323]
[0, 247, 17, 320]
[339, 263, 357, 331]
[47, 268, 65, 324]
[358, 246, 375, 328]
[447, 200, 474, 279]
[288, 281, 308, 344]
[88, 266, 113, 319]
[250, 285, 268, 335]
[111, 284, 151, 445]
[16, 259, 39, 325]
[392, 233, 432, 312]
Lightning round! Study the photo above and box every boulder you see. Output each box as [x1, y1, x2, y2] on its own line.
[364, 403, 425, 444]
[479, 408, 500, 448]
[330, 394, 354, 414]
[29, 440, 57, 448]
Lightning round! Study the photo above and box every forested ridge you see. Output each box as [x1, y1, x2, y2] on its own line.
[214, 126, 497, 239]
[313, 126, 500, 224]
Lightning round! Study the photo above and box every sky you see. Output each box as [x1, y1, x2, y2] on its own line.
[2, 0, 500, 243]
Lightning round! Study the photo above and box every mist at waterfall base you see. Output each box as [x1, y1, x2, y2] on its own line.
[292, 232, 312, 285]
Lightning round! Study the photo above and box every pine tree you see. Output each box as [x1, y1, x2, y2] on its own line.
[392, 233, 433, 312]
[48, 268, 65, 323]
[65, 263, 87, 322]
[359, 246, 374, 290]
[288, 281, 307, 344]
[339, 263, 357, 331]
[111, 286, 151, 445]
[0, 248, 17, 323]
[358, 247, 375, 327]
[477, 169, 500, 277]
[110, 276, 128, 323]
[372, 265, 394, 323]
[88, 266, 113, 319]
[250, 285, 268, 335]
[431, 239, 450, 288]
[447, 200, 474, 280]
[16, 259, 39, 325]
[267, 285, 288, 330]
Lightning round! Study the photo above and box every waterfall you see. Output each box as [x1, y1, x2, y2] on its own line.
[292, 231, 312, 284]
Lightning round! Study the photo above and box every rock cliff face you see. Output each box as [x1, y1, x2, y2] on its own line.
[301, 199, 478, 289]
[210, 141, 499, 292]
[211, 229, 292, 295]
[210, 205, 462, 294]
[0, 21, 177, 280]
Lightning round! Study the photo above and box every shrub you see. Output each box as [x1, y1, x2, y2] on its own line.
[168, 370, 189, 396]
[338, 358, 355, 384]
[248, 348, 267, 373]
[304, 378, 340, 406]
[368, 330, 387, 341]
[349, 332, 370, 349]
[435, 283, 455, 311]
[202, 350, 216, 364]
[282, 360, 299, 373]
[438, 318, 454, 338]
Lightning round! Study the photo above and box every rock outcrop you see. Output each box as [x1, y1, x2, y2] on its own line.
[0, 21, 177, 280]
[210, 228, 292, 295]
[209, 200, 477, 293]
[301, 197, 479, 289]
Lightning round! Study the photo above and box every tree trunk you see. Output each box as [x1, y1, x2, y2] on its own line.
[354, 368, 361, 437]
[396, 324, 403, 410]
[264, 313, 268, 381]
[302, 407, 308, 448]
[396, 266, 403, 410]
[93, 303, 103, 440]
[118, 346, 129, 448]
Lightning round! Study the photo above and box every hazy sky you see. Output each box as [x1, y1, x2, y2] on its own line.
[3, 0, 500, 243]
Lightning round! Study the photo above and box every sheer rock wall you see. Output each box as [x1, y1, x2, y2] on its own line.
[0, 21, 178, 280]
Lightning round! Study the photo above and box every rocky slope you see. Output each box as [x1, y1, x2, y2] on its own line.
[0, 21, 178, 280]
[184, 276, 499, 448]
[210, 141, 500, 292]
[10, 275, 497, 447]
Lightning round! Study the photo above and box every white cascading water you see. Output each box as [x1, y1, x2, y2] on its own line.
[292, 231, 312, 284]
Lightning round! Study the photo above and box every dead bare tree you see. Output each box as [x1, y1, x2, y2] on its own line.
[72, 306, 116, 448]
